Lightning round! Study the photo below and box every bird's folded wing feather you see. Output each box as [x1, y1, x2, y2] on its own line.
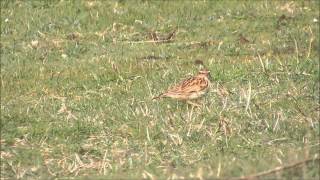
[168, 77, 207, 93]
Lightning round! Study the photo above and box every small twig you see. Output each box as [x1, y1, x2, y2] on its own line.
[287, 93, 314, 127]
[217, 41, 223, 51]
[146, 127, 151, 142]
[232, 157, 320, 180]
[245, 81, 252, 117]
[291, 96, 308, 117]
[307, 26, 314, 58]
[124, 40, 216, 46]
[266, 137, 287, 145]
[257, 53, 266, 73]
[217, 160, 221, 177]
[99, 150, 108, 175]
[293, 38, 299, 64]
[125, 39, 173, 44]
[187, 106, 194, 137]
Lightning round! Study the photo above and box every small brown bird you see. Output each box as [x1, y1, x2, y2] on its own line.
[153, 69, 211, 106]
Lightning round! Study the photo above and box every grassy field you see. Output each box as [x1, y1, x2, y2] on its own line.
[1, 0, 319, 179]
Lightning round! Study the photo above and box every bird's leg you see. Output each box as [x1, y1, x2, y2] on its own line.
[186, 100, 201, 107]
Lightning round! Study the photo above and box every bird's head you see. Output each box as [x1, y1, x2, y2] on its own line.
[199, 69, 210, 75]
[198, 69, 212, 80]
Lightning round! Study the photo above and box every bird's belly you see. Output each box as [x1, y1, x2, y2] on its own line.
[188, 91, 206, 99]
[165, 89, 207, 100]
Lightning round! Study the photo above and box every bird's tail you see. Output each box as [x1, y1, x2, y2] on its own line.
[152, 93, 163, 100]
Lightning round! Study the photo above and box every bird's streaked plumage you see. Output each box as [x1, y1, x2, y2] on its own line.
[153, 69, 211, 102]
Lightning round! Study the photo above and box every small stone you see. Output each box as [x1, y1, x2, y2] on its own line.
[61, 54, 67, 59]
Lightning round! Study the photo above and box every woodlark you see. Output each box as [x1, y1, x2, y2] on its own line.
[153, 69, 211, 106]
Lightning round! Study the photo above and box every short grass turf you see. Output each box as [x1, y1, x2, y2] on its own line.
[1, 0, 319, 179]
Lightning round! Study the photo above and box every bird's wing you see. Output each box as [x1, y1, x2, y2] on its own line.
[168, 76, 208, 93]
